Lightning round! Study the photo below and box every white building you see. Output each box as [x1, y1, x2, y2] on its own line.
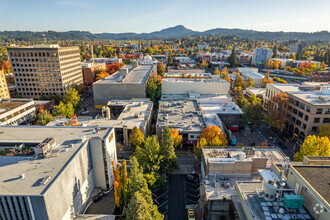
[0, 126, 117, 220]
[237, 67, 265, 88]
[162, 75, 230, 95]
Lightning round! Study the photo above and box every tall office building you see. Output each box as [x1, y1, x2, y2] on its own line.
[253, 47, 273, 68]
[289, 42, 304, 56]
[7, 45, 83, 98]
[0, 70, 10, 98]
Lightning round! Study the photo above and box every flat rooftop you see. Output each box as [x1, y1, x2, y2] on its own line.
[293, 165, 330, 204]
[162, 77, 226, 83]
[0, 99, 33, 114]
[202, 148, 287, 168]
[246, 88, 266, 96]
[204, 174, 260, 201]
[48, 99, 152, 129]
[157, 100, 206, 133]
[236, 181, 312, 220]
[199, 102, 243, 115]
[93, 65, 152, 85]
[0, 126, 111, 195]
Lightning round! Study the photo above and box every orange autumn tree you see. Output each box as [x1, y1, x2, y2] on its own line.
[262, 71, 274, 87]
[199, 125, 228, 146]
[96, 71, 109, 80]
[112, 161, 122, 208]
[107, 62, 124, 74]
[171, 128, 182, 148]
[194, 125, 228, 160]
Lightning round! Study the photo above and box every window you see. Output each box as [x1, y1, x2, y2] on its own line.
[312, 126, 318, 132]
[302, 124, 307, 129]
[296, 120, 301, 126]
[292, 108, 298, 114]
[190, 135, 194, 139]
[298, 111, 303, 118]
[294, 100, 299, 106]
[306, 105, 310, 112]
[324, 118, 330, 123]
[325, 109, 330, 114]
[314, 118, 320, 123]
[316, 108, 323, 114]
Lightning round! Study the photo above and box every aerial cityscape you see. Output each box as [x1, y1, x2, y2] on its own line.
[0, 1, 329, 220]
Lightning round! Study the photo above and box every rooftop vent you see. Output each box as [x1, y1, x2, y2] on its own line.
[40, 176, 52, 186]
[34, 138, 56, 156]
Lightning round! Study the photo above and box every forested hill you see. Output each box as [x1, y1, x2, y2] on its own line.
[1, 25, 329, 41]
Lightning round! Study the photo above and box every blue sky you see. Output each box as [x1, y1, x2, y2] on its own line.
[1, 0, 330, 33]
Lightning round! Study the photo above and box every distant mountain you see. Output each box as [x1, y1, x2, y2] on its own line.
[1, 25, 329, 41]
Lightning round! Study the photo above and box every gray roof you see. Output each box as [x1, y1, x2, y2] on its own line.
[0, 126, 111, 195]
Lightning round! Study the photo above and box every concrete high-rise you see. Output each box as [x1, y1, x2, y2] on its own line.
[7, 45, 83, 98]
[253, 47, 273, 68]
[0, 70, 10, 98]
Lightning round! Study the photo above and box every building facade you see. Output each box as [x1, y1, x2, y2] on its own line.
[0, 70, 10, 98]
[0, 126, 117, 220]
[81, 62, 106, 84]
[8, 45, 83, 98]
[253, 47, 273, 68]
[0, 98, 35, 125]
[264, 83, 330, 141]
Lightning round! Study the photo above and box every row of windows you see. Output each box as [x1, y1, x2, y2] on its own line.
[20, 92, 64, 97]
[17, 83, 63, 88]
[13, 68, 61, 73]
[11, 58, 59, 63]
[289, 98, 330, 114]
[291, 115, 330, 129]
[15, 73, 62, 78]
[59, 50, 80, 56]
[10, 51, 58, 57]
[0, 105, 34, 121]
[12, 62, 59, 67]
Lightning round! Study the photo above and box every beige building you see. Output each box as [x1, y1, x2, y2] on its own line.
[7, 45, 83, 98]
[0, 98, 36, 125]
[264, 83, 330, 141]
[0, 70, 10, 98]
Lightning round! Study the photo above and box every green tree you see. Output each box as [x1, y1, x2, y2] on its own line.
[236, 93, 248, 108]
[125, 157, 163, 220]
[241, 102, 264, 127]
[220, 66, 228, 79]
[294, 135, 330, 161]
[147, 75, 162, 105]
[37, 109, 53, 125]
[262, 71, 274, 87]
[228, 47, 239, 67]
[53, 102, 75, 118]
[121, 159, 128, 205]
[319, 124, 330, 139]
[129, 127, 145, 149]
[157, 62, 165, 77]
[136, 135, 163, 174]
[62, 87, 80, 109]
[246, 78, 254, 87]
[125, 191, 163, 220]
[160, 127, 179, 175]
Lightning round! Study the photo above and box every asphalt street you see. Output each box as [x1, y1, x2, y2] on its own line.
[168, 175, 187, 220]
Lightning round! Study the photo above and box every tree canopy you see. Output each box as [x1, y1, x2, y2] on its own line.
[129, 127, 145, 149]
[294, 135, 330, 161]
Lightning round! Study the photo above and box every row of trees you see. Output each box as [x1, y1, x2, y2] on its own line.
[129, 126, 180, 189]
[95, 62, 124, 80]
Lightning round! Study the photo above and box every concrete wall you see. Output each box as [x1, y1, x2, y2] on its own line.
[162, 81, 230, 95]
[207, 161, 252, 176]
[93, 84, 146, 106]
[43, 142, 95, 220]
